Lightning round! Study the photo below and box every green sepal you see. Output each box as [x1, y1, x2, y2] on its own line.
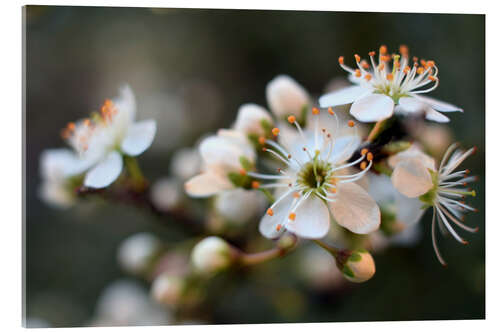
[239, 156, 253, 171]
[381, 141, 411, 155]
[342, 265, 355, 278]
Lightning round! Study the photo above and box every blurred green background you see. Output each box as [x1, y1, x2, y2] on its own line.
[24, 6, 484, 326]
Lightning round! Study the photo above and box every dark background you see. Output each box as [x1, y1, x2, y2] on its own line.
[24, 6, 485, 326]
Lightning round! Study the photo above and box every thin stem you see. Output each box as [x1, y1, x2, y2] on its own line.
[124, 156, 147, 191]
[366, 119, 386, 143]
[236, 234, 298, 266]
[313, 239, 339, 255]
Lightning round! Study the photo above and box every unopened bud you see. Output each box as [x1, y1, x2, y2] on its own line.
[117, 233, 162, 276]
[234, 103, 273, 136]
[266, 75, 310, 118]
[151, 273, 185, 307]
[191, 237, 232, 274]
[340, 250, 376, 283]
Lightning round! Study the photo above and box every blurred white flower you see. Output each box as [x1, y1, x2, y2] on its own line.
[412, 123, 453, 157]
[319, 45, 462, 123]
[191, 236, 232, 274]
[256, 109, 380, 239]
[151, 273, 185, 307]
[266, 75, 310, 119]
[150, 178, 182, 211]
[60, 85, 156, 189]
[214, 188, 266, 225]
[38, 148, 89, 208]
[117, 233, 162, 276]
[342, 250, 376, 283]
[234, 103, 273, 137]
[92, 280, 170, 326]
[185, 130, 255, 197]
[391, 143, 478, 265]
[170, 147, 201, 181]
[297, 245, 344, 290]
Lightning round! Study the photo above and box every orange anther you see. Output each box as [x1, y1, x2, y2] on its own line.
[328, 107, 335, 115]
[67, 122, 76, 131]
[361, 60, 370, 69]
[287, 115, 296, 123]
[312, 107, 320, 115]
[420, 59, 427, 67]
[403, 66, 410, 74]
[288, 212, 296, 221]
[417, 67, 425, 75]
[426, 60, 435, 68]
[360, 161, 367, 170]
[399, 45, 409, 57]
[348, 120, 355, 127]
[354, 54, 361, 63]
[239, 169, 247, 176]
[386, 73, 394, 81]
[361, 148, 368, 155]
[267, 208, 274, 216]
[276, 224, 282, 231]
[379, 45, 387, 54]
[251, 181, 260, 189]
[364, 73, 372, 81]
[378, 63, 385, 71]
[354, 69, 361, 77]
[368, 51, 375, 57]
[428, 75, 437, 81]
[329, 187, 337, 193]
[293, 192, 301, 198]
[367, 152, 374, 161]
[338, 56, 344, 65]
[412, 56, 419, 63]
[258, 136, 266, 145]
[272, 127, 280, 136]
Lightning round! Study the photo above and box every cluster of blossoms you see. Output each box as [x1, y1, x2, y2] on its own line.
[39, 45, 480, 314]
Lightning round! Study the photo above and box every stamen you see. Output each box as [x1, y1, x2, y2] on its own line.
[328, 107, 335, 115]
[287, 115, 296, 123]
[312, 107, 320, 115]
[251, 181, 260, 189]
[267, 208, 274, 216]
[338, 56, 344, 65]
[258, 136, 266, 145]
[272, 128, 280, 136]
[348, 120, 355, 127]
[288, 212, 296, 221]
[354, 54, 361, 63]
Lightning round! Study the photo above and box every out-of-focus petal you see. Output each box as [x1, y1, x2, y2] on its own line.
[84, 151, 123, 189]
[121, 120, 157, 156]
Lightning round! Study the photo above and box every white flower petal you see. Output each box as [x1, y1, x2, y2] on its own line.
[425, 109, 450, 123]
[200, 132, 255, 171]
[114, 84, 137, 122]
[318, 86, 371, 108]
[234, 104, 272, 136]
[121, 120, 157, 156]
[266, 75, 310, 118]
[286, 195, 330, 239]
[40, 148, 91, 180]
[350, 94, 394, 122]
[84, 151, 123, 189]
[388, 145, 436, 171]
[327, 135, 361, 164]
[184, 172, 233, 198]
[398, 96, 427, 113]
[259, 194, 294, 239]
[391, 158, 433, 198]
[414, 95, 463, 112]
[395, 192, 425, 225]
[329, 182, 381, 234]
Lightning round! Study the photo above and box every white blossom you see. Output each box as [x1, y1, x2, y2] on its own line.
[255, 108, 380, 239]
[191, 236, 232, 274]
[234, 103, 273, 136]
[319, 45, 462, 123]
[61, 85, 156, 189]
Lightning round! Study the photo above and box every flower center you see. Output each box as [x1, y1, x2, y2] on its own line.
[297, 159, 333, 191]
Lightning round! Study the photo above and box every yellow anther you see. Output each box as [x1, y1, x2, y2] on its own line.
[328, 107, 335, 115]
[312, 107, 320, 115]
[288, 212, 296, 221]
[251, 181, 260, 189]
[338, 56, 344, 65]
[287, 115, 296, 123]
[348, 120, 355, 127]
[267, 208, 274, 216]
[354, 69, 361, 77]
[272, 127, 280, 136]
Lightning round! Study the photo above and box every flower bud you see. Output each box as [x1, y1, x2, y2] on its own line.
[234, 103, 273, 136]
[266, 75, 310, 118]
[151, 273, 185, 307]
[191, 236, 232, 274]
[340, 250, 376, 283]
[117, 233, 162, 276]
[150, 178, 182, 211]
